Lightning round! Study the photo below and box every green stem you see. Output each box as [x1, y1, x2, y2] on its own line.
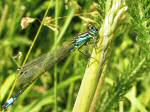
[89, 64, 107, 112]
[54, 65, 57, 112]
[66, 83, 74, 111]
[52, 9, 75, 50]
[8, 0, 20, 39]
[0, 5, 8, 36]
[72, 0, 128, 111]
[22, 0, 51, 66]
[54, 0, 59, 43]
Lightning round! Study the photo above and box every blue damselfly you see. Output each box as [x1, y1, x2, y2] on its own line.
[2, 25, 98, 110]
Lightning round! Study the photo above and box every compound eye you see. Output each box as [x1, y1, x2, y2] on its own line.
[89, 25, 98, 32]
[91, 26, 94, 29]
[89, 26, 94, 31]
[96, 28, 98, 32]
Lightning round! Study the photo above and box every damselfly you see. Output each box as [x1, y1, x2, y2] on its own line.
[2, 25, 98, 110]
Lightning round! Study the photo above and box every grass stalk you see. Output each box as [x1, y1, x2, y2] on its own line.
[54, 0, 59, 43]
[119, 101, 124, 112]
[54, 1, 59, 111]
[0, 5, 8, 36]
[8, 0, 20, 39]
[54, 65, 58, 112]
[89, 64, 107, 112]
[73, 0, 128, 111]
[66, 83, 74, 111]
[52, 9, 75, 50]
[22, 0, 51, 66]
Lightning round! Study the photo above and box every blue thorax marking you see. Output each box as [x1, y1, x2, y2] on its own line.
[75, 33, 91, 47]
[70, 26, 98, 52]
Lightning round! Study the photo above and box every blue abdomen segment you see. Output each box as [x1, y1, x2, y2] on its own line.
[2, 90, 23, 110]
[74, 33, 92, 49]
[2, 97, 16, 110]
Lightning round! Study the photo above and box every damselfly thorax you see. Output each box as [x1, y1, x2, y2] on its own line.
[71, 25, 98, 51]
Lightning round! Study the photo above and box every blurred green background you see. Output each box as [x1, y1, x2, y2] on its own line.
[0, 0, 150, 112]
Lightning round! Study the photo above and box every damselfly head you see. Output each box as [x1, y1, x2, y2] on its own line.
[89, 25, 98, 36]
